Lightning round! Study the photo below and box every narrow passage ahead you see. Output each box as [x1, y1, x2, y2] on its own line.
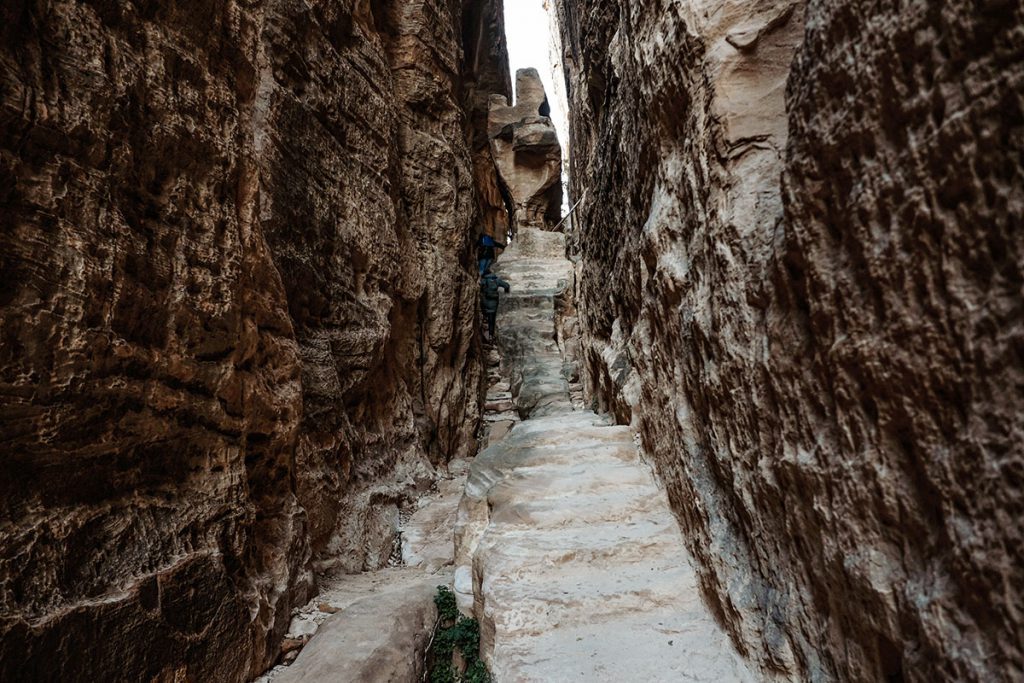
[455, 228, 754, 681]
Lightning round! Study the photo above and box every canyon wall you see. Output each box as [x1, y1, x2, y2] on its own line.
[0, 0, 508, 680]
[555, 0, 1023, 681]
[463, 1, 514, 242]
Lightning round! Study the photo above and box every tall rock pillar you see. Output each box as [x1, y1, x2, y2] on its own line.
[488, 69, 563, 235]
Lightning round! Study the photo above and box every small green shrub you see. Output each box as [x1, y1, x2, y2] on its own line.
[434, 584, 459, 624]
[428, 586, 491, 683]
[431, 662, 456, 683]
[464, 660, 490, 683]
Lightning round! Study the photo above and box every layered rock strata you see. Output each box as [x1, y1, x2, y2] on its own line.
[555, 0, 1023, 680]
[0, 0, 509, 679]
[453, 228, 753, 681]
[488, 69, 564, 234]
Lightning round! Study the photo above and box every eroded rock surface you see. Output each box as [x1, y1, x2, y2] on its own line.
[489, 70, 564, 233]
[0, 0, 509, 679]
[454, 228, 753, 681]
[555, 0, 1023, 680]
[256, 462, 469, 683]
[268, 578, 439, 683]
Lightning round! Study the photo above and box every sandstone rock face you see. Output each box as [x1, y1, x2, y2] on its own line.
[489, 70, 564, 234]
[556, 0, 1023, 680]
[464, 2, 515, 243]
[0, 0, 508, 680]
[276, 0, 499, 576]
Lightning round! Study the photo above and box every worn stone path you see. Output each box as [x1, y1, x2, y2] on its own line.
[454, 228, 755, 682]
[254, 463, 470, 682]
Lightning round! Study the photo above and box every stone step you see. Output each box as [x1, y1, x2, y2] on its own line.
[483, 411, 520, 423]
[460, 241, 752, 682]
[484, 398, 514, 413]
[486, 391, 512, 401]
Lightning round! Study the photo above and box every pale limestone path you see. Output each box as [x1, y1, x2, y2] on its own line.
[454, 228, 755, 682]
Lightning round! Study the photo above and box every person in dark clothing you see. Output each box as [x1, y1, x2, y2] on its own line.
[480, 269, 510, 341]
[477, 233, 507, 275]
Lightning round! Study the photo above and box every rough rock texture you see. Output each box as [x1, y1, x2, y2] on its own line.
[453, 229, 753, 681]
[556, 0, 1023, 681]
[0, 3, 313, 679]
[278, 0, 499, 576]
[0, 0, 508, 680]
[489, 70, 563, 234]
[256, 456, 469, 682]
[269, 579, 439, 683]
[463, 1, 515, 244]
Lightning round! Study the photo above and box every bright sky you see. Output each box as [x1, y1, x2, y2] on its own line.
[503, 0, 570, 165]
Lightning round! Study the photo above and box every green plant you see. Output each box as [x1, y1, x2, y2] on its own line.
[428, 587, 491, 683]
[434, 585, 459, 624]
[431, 662, 456, 683]
[464, 660, 490, 683]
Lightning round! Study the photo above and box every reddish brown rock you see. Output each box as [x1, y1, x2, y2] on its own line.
[0, 0, 509, 680]
[268, 0, 503, 577]
[555, 0, 1023, 680]
[0, 3, 310, 679]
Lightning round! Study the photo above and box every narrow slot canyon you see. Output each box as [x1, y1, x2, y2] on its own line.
[0, 1, 1021, 682]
